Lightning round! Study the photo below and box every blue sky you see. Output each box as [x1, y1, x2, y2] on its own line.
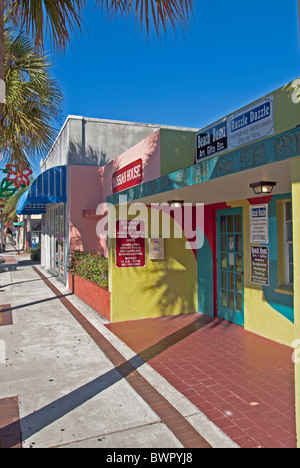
[18, 0, 300, 176]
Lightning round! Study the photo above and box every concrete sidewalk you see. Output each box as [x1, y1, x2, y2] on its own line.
[0, 256, 237, 449]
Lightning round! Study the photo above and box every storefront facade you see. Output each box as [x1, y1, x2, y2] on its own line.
[16, 79, 300, 445]
[105, 80, 298, 347]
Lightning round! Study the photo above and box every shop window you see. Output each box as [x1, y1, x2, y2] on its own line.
[277, 200, 294, 292]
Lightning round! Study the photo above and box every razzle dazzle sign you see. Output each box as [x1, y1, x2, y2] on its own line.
[195, 95, 274, 162]
[228, 96, 274, 150]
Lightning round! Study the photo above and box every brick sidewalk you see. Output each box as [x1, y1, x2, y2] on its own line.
[106, 313, 297, 448]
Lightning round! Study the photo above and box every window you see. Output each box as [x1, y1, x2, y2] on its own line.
[284, 201, 293, 286]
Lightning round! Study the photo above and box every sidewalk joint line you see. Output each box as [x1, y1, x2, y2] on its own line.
[32, 266, 212, 449]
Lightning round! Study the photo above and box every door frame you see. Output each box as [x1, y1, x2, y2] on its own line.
[216, 207, 244, 326]
[49, 203, 66, 282]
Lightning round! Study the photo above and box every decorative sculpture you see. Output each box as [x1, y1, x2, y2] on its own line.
[0, 163, 32, 198]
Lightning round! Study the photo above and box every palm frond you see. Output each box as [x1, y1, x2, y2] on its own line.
[9, 0, 86, 50]
[0, 25, 63, 165]
[97, 0, 194, 37]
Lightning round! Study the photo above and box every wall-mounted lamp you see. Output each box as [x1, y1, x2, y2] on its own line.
[250, 181, 276, 195]
[167, 200, 184, 208]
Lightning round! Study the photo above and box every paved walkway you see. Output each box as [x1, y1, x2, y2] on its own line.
[0, 256, 237, 449]
[107, 313, 297, 448]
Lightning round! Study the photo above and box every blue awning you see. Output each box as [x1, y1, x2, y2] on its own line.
[17, 166, 67, 215]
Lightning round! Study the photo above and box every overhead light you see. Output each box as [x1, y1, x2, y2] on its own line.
[168, 200, 184, 208]
[250, 181, 276, 194]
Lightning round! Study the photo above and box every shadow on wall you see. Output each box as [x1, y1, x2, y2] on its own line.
[68, 147, 124, 256]
[102, 129, 160, 197]
[69, 225, 83, 252]
[137, 242, 197, 318]
[68, 142, 109, 167]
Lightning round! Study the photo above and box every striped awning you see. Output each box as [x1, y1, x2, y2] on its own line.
[17, 166, 66, 215]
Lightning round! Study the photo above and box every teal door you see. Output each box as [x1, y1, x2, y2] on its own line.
[217, 208, 244, 326]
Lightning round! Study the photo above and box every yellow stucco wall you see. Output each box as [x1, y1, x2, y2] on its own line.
[292, 158, 300, 448]
[229, 199, 294, 347]
[109, 206, 198, 323]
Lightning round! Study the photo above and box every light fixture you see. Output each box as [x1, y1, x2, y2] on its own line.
[167, 200, 184, 208]
[250, 181, 276, 195]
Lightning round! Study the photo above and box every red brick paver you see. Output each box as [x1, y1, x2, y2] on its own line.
[0, 397, 22, 448]
[0, 304, 13, 326]
[106, 313, 297, 449]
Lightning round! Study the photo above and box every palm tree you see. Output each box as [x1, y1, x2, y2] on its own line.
[0, 0, 193, 94]
[0, 22, 63, 165]
[0, 0, 193, 163]
[10, 1, 194, 49]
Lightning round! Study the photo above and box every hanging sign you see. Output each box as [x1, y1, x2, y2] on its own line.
[116, 220, 146, 268]
[251, 245, 269, 286]
[250, 204, 269, 244]
[112, 159, 143, 194]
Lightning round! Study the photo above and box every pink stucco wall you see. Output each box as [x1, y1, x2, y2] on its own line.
[68, 130, 161, 257]
[69, 165, 105, 254]
[102, 129, 161, 202]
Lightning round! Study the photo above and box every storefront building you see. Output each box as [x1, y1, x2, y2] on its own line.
[17, 115, 197, 283]
[104, 79, 300, 445]
[17, 79, 300, 445]
[106, 80, 298, 347]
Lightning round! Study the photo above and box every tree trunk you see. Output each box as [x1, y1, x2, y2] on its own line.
[0, 0, 5, 117]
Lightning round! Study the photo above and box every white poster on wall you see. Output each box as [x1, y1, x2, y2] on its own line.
[250, 204, 269, 244]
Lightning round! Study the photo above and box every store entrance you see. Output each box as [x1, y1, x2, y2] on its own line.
[216, 208, 244, 326]
[49, 204, 66, 282]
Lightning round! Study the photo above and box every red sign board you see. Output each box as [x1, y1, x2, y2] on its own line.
[112, 159, 143, 194]
[116, 220, 146, 268]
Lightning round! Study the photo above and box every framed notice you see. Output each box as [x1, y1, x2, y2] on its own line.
[251, 245, 269, 286]
[250, 204, 269, 244]
[116, 220, 145, 268]
[149, 238, 164, 260]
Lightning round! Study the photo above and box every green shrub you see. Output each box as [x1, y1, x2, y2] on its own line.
[29, 244, 41, 261]
[68, 250, 108, 288]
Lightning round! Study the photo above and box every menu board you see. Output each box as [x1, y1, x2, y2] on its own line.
[250, 204, 269, 244]
[251, 245, 269, 286]
[116, 220, 145, 268]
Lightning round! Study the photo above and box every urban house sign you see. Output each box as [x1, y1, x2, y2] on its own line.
[112, 159, 143, 194]
[196, 95, 274, 162]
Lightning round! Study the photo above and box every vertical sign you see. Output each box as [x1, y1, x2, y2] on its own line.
[116, 220, 146, 268]
[250, 204, 269, 244]
[251, 245, 269, 286]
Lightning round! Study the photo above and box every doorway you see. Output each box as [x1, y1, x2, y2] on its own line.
[49, 204, 66, 282]
[216, 208, 244, 326]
